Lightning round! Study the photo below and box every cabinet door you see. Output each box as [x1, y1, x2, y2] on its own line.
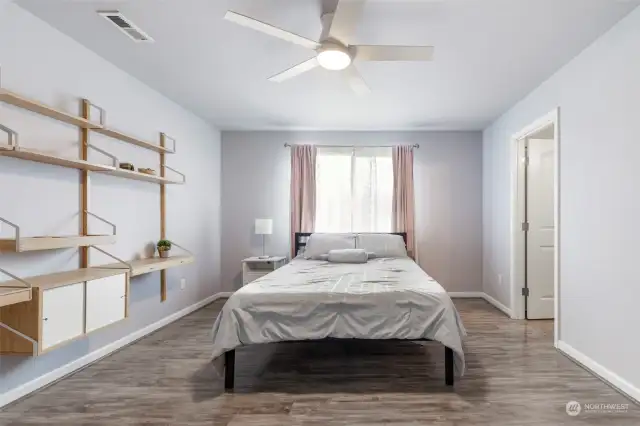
[85, 274, 127, 333]
[41, 283, 85, 351]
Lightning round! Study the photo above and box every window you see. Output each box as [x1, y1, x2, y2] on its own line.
[315, 147, 393, 233]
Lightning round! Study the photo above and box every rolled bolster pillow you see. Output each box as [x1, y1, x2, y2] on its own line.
[327, 248, 368, 263]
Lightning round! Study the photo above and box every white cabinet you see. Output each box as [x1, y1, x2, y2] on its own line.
[41, 283, 85, 351]
[85, 274, 127, 333]
[0, 270, 129, 356]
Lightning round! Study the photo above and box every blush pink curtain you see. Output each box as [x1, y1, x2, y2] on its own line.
[392, 145, 416, 259]
[290, 145, 317, 257]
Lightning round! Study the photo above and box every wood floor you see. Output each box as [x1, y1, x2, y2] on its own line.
[0, 298, 637, 425]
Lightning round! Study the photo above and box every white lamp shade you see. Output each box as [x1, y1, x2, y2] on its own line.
[255, 219, 273, 235]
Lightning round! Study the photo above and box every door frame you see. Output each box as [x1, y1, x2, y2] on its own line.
[509, 108, 560, 345]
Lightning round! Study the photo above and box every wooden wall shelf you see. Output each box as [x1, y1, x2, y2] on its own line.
[0, 287, 31, 308]
[0, 86, 190, 356]
[0, 146, 114, 172]
[94, 127, 174, 154]
[0, 268, 126, 291]
[97, 255, 194, 277]
[0, 90, 101, 129]
[100, 167, 184, 185]
[0, 235, 116, 253]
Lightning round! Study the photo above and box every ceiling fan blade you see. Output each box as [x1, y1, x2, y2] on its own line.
[268, 57, 320, 83]
[355, 45, 435, 61]
[329, 0, 367, 45]
[344, 66, 370, 96]
[224, 11, 319, 50]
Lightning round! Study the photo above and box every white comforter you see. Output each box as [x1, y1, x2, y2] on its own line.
[211, 257, 467, 374]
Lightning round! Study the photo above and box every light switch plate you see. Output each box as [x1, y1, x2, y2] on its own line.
[180, 278, 186, 289]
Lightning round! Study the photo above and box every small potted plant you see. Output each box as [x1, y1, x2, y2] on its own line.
[157, 240, 172, 258]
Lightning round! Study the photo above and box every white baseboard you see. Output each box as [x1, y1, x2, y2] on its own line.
[482, 292, 514, 318]
[448, 292, 484, 298]
[557, 340, 639, 404]
[0, 291, 232, 409]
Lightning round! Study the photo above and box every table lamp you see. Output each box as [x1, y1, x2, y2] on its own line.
[255, 219, 272, 258]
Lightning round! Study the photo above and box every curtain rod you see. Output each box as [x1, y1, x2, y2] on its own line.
[284, 143, 419, 149]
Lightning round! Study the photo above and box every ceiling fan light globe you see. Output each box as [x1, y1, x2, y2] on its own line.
[317, 49, 351, 71]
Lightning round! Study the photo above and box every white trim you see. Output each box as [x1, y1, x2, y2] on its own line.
[0, 291, 233, 409]
[509, 108, 561, 347]
[482, 293, 514, 318]
[448, 292, 484, 298]
[557, 340, 640, 404]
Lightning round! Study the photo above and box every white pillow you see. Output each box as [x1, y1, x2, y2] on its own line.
[328, 249, 368, 264]
[356, 233, 407, 258]
[303, 233, 356, 259]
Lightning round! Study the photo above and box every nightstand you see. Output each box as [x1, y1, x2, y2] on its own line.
[242, 256, 287, 285]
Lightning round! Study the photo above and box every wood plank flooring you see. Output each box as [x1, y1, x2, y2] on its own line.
[0, 298, 637, 425]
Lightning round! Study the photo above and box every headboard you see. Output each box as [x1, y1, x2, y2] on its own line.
[294, 232, 408, 258]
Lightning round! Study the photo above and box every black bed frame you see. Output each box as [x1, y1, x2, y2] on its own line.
[224, 232, 455, 390]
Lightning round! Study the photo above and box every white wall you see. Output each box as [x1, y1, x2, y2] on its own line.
[0, 3, 221, 395]
[483, 6, 640, 396]
[222, 131, 482, 293]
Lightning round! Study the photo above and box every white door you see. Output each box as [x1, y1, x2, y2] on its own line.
[526, 138, 555, 319]
[41, 283, 85, 351]
[85, 274, 127, 333]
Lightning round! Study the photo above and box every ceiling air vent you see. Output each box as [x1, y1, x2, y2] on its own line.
[98, 11, 154, 43]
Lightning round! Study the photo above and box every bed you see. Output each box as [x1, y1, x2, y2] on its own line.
[211, 232, 466, 390]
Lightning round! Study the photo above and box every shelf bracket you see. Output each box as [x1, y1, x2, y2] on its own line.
[164, 166, 186, 184]
[0, 266, 32, 289]
[85, 210, 117, 236]
[0, 322, 38, 356]
[87, 143, 119, 168]
[160, 133, 177, 154]
[83, 99, 106, 126]
[0, 123, 19, 148]
[90, 245, 131, 272]
[170, 241, 193, 256]
[0, 216, 21, 252]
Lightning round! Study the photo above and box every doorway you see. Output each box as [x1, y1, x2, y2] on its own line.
[510, 109, 560, 340]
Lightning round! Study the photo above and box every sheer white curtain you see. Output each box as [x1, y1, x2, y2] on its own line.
[315, 146, 393, 233]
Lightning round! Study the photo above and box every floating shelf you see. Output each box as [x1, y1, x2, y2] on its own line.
[0, 89, 101, 129]
[0, 287, 31, 308]
[0, 268, 126, 291]
[0, 146, 115, 172]
[0, 234, 116, 253]
[97, 255, 194, 277]
[99, 167, 184, 185]
[94, 127, 174, 154]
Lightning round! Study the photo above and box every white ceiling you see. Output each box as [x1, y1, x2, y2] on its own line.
[15, 0, 639, 131]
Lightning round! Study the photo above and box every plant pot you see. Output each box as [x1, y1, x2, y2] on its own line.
[159, 250, 170, 258]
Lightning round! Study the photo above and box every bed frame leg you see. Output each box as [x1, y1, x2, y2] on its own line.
[225, 349, 235, 391]
[445, 346, 454, 386]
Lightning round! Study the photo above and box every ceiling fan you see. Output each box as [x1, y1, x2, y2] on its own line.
[224, 0, 434, 95]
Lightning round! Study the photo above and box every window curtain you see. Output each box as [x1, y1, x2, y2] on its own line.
[290, 145, 317, 257]
[392, 145, 416, 258]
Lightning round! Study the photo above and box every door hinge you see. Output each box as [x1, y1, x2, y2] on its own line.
[521, 222, 529, 232]
[521, 287, 530, 297]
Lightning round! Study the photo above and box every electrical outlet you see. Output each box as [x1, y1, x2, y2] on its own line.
[180, 278, 186, 290]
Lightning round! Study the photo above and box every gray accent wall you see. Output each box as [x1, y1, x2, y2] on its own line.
[0, 4, 221, 396]
[483, 5, 640, 395]
[221, 131, 483, 294]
